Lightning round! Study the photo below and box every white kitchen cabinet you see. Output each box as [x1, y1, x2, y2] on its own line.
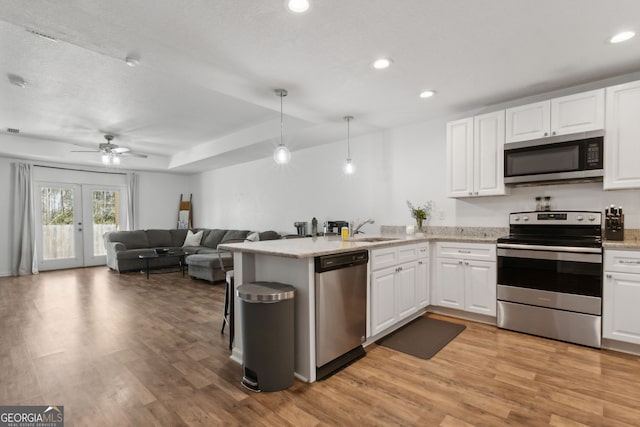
[505, 89, 604, 143]
[447, 111, 506, 198]
[434, 242, 497, 316]
[603, 249, 640, 345]
[604, 80, 640, 189]
[369, 243, 422, 336]
[416, 243, 429, 308]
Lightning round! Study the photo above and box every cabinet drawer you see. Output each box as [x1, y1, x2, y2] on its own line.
[604, 249, 640, 274]
[417, 243, 429, 259]
[371, 244, 418, 271]
[436, 242, 496, 261]
[397, 244, 418, 264]
[371, 247, 397, 271]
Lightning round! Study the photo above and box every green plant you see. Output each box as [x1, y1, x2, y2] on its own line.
[406, 200, 433, 221]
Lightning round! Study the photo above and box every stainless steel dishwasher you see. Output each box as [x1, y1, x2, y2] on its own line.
[314, 250, 368, 380]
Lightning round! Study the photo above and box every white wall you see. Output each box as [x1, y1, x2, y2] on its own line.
[136, 171, 194, 228]
[193, 133, 383, 235]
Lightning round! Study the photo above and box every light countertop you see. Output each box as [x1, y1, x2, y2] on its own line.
[603, 229, 640, 250]
[219, 227, 507, 259]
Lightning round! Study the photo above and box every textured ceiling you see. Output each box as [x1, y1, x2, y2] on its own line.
[1, 0, 639, 172]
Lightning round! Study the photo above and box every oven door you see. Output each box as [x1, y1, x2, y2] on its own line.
[498, 244, 602, 296]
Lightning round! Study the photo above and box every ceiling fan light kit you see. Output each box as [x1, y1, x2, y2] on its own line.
[71, 133, 148, 166]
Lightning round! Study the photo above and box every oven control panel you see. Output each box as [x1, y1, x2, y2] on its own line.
[510, 211, 601, 226]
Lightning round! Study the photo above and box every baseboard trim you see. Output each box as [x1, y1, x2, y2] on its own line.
[427, 306, 497, 326]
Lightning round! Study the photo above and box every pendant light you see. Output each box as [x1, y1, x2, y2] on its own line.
[343, 116, 355, 175]
[273, 89, 291, 165]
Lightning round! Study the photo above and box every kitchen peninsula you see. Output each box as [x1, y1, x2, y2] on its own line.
[219, 228, 504, 383]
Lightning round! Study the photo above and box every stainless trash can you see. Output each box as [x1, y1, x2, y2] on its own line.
[237, 282, 295, 392]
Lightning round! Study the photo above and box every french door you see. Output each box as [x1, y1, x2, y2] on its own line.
[36, 183, 127, 271]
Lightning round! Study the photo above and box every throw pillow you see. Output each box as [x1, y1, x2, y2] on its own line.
[245, 232, 260, 242]
[182, 230, 203, 247]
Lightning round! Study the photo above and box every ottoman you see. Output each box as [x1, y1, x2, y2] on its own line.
[186, 252, 232, 282]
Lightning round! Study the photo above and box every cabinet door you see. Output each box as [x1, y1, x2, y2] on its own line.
[416, 258, 429, 308]
[505, 100, 550, 143]
[447, 118, 474, 197]
[551, 89, 604, 135]
[603, 272, 640, 344]
[435, 258, 465, 309]
[605, 80, 640, 189]
[474, 111, 506, 196]
[396, 261, 418, 319]
[464, 260, 496, 316]
[371, 267, 397, 335]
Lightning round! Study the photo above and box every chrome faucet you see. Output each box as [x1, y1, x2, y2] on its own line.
[352, 218, 375, 236]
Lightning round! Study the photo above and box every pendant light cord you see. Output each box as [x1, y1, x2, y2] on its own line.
[280, 92, 284, 146]
[347, 117, 351, 158]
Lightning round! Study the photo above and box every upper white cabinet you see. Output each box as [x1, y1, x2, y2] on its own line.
[505, 89, 605, 143]
[604, 80, 640, 189]
[447, 111, 506, 198]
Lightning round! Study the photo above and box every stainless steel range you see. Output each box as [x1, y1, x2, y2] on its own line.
[496, 211, 603, 348]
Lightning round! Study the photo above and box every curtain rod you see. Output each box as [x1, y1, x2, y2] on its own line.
[33, 164, 128, 175]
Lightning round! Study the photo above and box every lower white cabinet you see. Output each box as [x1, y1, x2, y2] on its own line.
[603, 249, 640, 345]
[434, 242, 496, 316]
[416, 246, 429, 308]
[370, 243, 428, 336]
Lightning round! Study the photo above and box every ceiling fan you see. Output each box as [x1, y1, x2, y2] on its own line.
[72, 134, 148, 165]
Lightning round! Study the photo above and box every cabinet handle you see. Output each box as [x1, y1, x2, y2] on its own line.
[468, 192, 473, 196]
[551, 131, 556, 136]
[418, 261, 423, 265]
[458, 250, 471, 254]
[544, 132, 548, 136]
[619, 260, 640, 264]
[606, 274, 612, 278]
[458, 260, 463, 265]
[465, 261, 469, 265]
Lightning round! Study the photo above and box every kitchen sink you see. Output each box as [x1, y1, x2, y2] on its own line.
[346, 237, 400, 243]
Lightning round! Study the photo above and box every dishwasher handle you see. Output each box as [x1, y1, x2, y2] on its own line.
[315, 250, 369, 273]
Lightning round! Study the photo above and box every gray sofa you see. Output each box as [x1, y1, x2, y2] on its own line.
[103, 228, 252, 274]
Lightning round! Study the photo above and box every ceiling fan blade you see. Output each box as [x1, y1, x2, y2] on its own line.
[111, 147, 131, 154]
[71, 149, 100, 153]
[121, 152, 148, 158]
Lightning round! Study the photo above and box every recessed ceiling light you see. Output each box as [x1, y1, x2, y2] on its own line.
[419, 90, 436, 99]
[8, 74, 27, 88]
[372, 58, 393, 70]
[609, 31, 635, 44]
[286, 0, 310, 13]
[125, 54, 141, 67]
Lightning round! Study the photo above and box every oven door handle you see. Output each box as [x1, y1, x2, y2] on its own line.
[496, 243, 602, 254]
[497, 247, 602, 263]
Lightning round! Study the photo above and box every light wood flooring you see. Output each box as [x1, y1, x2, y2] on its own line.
[1, 267, 640, 426]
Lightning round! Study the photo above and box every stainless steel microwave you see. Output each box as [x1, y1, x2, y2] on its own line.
[504, 131, 604, 185]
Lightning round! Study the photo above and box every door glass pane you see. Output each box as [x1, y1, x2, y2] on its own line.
[41, 187, 75, 260]
[92, 190, 120, 256]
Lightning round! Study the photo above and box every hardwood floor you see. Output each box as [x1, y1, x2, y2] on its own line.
[1, 267, 640, 426]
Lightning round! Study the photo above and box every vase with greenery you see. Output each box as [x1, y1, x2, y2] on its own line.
[407, 200, 433, 234]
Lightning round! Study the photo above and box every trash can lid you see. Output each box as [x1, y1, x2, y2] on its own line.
[237, 282, 295, 302]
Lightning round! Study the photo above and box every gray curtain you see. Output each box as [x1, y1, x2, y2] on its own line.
[126, 172, 138, 230]
[12, 163, 38, 275]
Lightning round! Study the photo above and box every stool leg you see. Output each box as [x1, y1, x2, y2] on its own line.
[221, 280, 229, 334]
